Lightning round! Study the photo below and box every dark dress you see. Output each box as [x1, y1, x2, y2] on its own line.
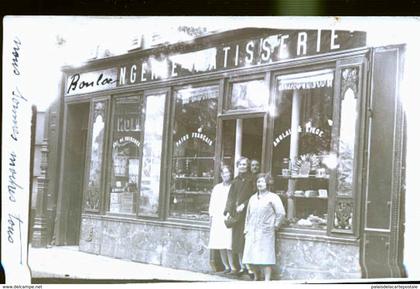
[224, 172, 256, 254]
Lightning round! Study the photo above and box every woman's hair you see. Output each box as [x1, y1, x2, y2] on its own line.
[220, 165, 232, 174]
[256, 173, 274, 186]
[250, 159, 260, 165]
[236, 156, 250, 168]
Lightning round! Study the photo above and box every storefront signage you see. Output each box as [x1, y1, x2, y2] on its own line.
[117, 116, 141, 132]
[65, 68, 118, 96]
[118, 30, 365, 87]
[113, 136, 141, 148]
[65, 29, 365, 96]
[273, 125, 326, 147]
[175, 132, 213, 147]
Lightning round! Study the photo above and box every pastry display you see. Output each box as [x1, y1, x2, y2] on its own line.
[295, 214, 327, 228]
[304, 190, 318, 197]
[294, 190, 304, 196]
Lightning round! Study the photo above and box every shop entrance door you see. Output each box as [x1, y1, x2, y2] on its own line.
[221, 117, 264, 178]
[55, 102, 89, 245]
[209, 116, 264, 271]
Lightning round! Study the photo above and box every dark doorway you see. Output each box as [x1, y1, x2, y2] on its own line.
[59, 103, 89, 245]
[221, 117, 264, 173]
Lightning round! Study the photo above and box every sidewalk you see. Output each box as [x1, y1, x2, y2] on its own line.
[28, 246, 233, 282]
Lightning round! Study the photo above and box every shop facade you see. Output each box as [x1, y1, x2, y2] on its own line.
[35, 28, 406, 280]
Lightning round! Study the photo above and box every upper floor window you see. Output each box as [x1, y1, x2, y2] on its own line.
[228, 79, 268, 110]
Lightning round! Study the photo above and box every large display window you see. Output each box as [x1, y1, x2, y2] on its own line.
[107, 93, 166, 216]
[109, 96, 143, 214]
[169, 85, 219, 220]
[272, 69, 335, 230]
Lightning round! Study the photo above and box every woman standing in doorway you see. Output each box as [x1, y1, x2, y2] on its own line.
[208, 165, 235, 273]
[224, 157, 255, 276]
[242, 173, 285, 281]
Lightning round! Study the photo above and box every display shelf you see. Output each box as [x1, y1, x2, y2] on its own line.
[276, 174, 329, 180]
[172, 156, 214, 160]
[288, 223, 328, 229]
[175, 176, 213, 180]
[292, 195, 328, 199]
[276, 192, 328, 199]
[173, 190, 211, 195]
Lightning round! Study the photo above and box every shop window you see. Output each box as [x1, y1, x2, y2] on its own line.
[336, 84, 357, 197]
[108, 94, 166, 216]
[84, 101, 107, 211]
[139, 93, 166, 217]
[170, 85, 218, 220]
[272, 69, 334, 230]
[229, 79, 268, 110]
[331, 66, 361, 233]
[109, 96, 143, 214]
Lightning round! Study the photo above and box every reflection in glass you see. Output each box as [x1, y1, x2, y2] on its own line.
[170, 85, 218, 220]
[139, 94, 166, 216]
[84, 101, 106, 211]
[230, 79, 267, 110]
[336, 88, 357, 196]
[109, 96, 142, 214]
[272, 70, 334, 230]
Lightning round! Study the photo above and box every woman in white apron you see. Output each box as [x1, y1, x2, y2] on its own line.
[208, 165, 235, 273]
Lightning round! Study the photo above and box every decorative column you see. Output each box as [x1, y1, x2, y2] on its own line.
[31, 139, 49, 247]
[287, 89, 301, 219]
[234, 119, 243, 176]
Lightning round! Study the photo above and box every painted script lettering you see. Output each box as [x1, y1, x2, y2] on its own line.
[67, 73, 116, 94]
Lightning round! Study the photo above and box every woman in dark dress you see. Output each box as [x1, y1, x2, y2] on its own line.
[224, 156, 256, 275]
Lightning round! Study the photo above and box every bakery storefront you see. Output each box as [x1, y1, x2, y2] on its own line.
[42, 28, 406, 280]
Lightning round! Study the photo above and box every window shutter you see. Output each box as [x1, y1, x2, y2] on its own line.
[360, 45, 406, 278]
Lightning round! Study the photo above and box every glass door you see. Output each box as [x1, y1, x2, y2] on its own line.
[221, 117, 264, 177]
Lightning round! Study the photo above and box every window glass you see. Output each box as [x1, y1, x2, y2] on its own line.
[336, 88, 357, 197]
[109, 96, 143, 214]
[170, 85, 218, 220]
[230, 79, 268, 110]
[272, 69, 334, 230]
[84, 101, 107, 211]
[139, 93, 166, 216]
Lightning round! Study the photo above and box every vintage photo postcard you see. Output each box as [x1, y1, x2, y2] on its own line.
[2, 16, 420, 286]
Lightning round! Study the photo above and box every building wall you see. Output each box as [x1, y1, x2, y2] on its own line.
[31, 111, 46, 208]
[79, 215, 361, 280]
[278, 235, 361, 280]
[30, 111, 46, 243]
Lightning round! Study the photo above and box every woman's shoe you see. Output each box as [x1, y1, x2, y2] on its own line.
[223, 269, 231, 274]
[237, 268, 248, 276]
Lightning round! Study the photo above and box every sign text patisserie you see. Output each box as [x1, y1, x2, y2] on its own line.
[65, 29, 366, 96]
